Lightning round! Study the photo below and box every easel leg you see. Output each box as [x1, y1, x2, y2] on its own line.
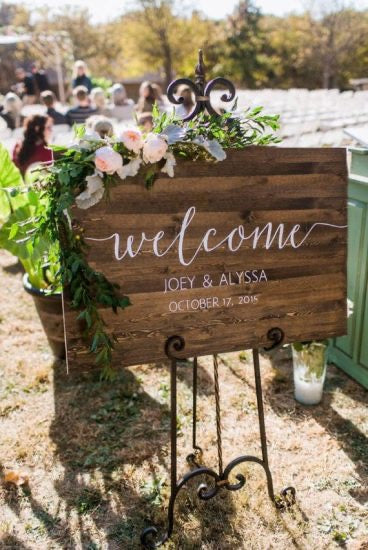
[187, 357, 203, 467]
[170, 355, 177, 508]
[252, 348, 276, 501]
[253, 347, 296, 508]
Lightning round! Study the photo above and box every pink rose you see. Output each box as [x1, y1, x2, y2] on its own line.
[95, 146, 123, 174]
[142, 133, 168, 163]
[120, 128, 143, 154]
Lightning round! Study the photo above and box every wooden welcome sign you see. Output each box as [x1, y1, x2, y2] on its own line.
[65, 146, 347, 368]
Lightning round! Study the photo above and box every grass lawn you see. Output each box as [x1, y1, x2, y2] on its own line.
[0, 249, 367, 549]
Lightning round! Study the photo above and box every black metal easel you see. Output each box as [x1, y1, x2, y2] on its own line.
[141, 51, 296, 548]
[141, 330, 296, 549]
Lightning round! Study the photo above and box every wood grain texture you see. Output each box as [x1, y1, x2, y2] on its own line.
[64, 146, 348, 369]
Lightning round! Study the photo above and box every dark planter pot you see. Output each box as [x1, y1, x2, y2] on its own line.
[23, 274, 66, 359]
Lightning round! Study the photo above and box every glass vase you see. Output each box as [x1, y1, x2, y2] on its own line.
[292, 344, 327, 405]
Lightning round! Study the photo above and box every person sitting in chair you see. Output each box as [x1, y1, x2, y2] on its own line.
[65, 86, 97, 126]
[40, 90, 66, 125]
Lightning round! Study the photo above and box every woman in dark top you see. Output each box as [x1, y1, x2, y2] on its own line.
[13, 114, 53, 175]
[72, 60, 93, 93]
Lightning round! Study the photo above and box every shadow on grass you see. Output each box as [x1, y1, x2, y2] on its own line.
[49, 360, 168, 548]
[265, 347, 368, 504]
[0, 535, 32, 549]
[45, 358, 238, 548]
[176, 358, 216, 397]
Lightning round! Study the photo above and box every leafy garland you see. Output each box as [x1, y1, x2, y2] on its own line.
[34, 104, 280, 378]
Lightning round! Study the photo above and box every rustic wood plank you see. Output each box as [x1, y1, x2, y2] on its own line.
[64, 146, 348, 369]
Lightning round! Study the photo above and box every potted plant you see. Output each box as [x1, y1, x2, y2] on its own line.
[291, 341, 328, 405]
[0, 162, 64, 358]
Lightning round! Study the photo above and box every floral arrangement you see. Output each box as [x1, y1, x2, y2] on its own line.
[22, 104, 280, 377]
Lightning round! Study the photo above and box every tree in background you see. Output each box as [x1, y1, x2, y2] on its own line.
[260, 3, 368, 90]
[307, 3, 367, 89]
[32, 7, 122, 82]
[115, 1, 218, 88]
[262, 14, 319, 89]
[220, 0, 269, 87]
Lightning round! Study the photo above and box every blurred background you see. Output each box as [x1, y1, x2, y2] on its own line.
[2, 0, 368, 151]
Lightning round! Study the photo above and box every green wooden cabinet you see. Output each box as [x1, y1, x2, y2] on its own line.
[329, 148, 368, 388]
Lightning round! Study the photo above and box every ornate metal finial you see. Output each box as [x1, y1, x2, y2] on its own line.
[167, 49, 236, 121]
[195, 49, 206, 95]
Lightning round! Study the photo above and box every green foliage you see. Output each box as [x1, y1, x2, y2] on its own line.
[152, 103, 280, 164]
[140, 475, 166, 506]
[292, 341, 328, 379]
[91, 76, 113, 92]
[32, 146, 131, 379]
[184, 107, 280, 148]
[0, 144, 26, 225]
[292, 341, 328, 352]
[221, 1, 268, 87]
[0, 187, 60, 290]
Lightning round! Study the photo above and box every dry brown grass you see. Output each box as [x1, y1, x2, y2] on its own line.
[0, 249, 367, 550]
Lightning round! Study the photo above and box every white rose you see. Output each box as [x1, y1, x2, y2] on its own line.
[142, 133, 168, 163]
[161, 152, 176, 178]
[117, 157, 142, 180]
[75, 174, 105, 210]
[94, 146, 123, 174]
[120, 128, 143, 154]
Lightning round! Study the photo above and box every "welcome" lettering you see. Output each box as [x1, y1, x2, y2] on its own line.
[85, 206, 347, 267]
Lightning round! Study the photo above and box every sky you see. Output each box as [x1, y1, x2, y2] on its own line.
[5, 0, 368, 23]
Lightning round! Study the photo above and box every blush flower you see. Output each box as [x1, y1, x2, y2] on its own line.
[94, 146, 123, 174]
[120, 127, 143, 154]
[75, 174, 105, 209]
[142, 133, 168, 163]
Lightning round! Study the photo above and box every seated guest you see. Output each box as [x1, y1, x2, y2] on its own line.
[72, 60, 93, 93]
[65, 86, 97, 126]
[108, 83, 134, 121]
[0, 92, 22, 130]
[90, 87, 108, 115]
[13, 67, 36, 104]
[86, 115, 114, 138]
[12, 114, 53, 175]
[136, 81, 156, 114]
[40, 90, 66, 124]
[152, 83, 165, 110]
[137, 111, 153, 132]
